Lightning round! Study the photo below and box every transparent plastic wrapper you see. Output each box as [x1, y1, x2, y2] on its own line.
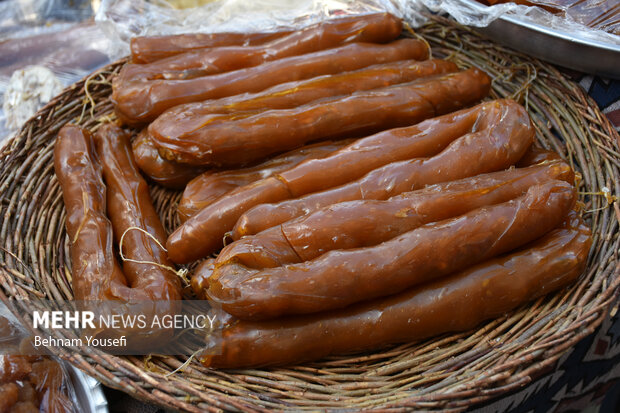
[419, 0, 620, 45]
[95, 0, 618, 62]
[95, 0, 408, 61]
[0, 0, 112, 145]
[0, 306, 81, 413]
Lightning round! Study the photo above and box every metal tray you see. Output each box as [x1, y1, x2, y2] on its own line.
[457, 0, 620, 79]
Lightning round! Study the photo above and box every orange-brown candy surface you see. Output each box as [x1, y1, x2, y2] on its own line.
[177, 139, 354, 222]
[28, 360, 63, 392]
[121, 13, 402, 81]
[54, 125, 133, 301]
[201, 212, 591, 368]
[113, 39, 430, 125]
[191, 258, 215, 300]
[10, 401, 39, 413]
[130, 31, 292, 64]
[0, 355, 32, 383]
[152, 68, 491, 166]
[0, 383, 19, 412]
[55, 125, 177, 348]
[150, 59, 458, 147]
[138, 60, 457, 189]
[165, 73, 493, 264]
[217, 161, 573, 269]
[17, 381, 38, 405]
[132, 129, 205, 189]
[94, 124, 182, 303]
[208, 181, 575, 320]
[233, 99, 533, 239]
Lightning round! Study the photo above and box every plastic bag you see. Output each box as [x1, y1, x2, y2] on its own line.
[95, 0, 619, 63]
[0, 0, 112, 145]
[0, 305, 82, 413]
[416, 0, 620, 45]
[95, 0, 410, 60]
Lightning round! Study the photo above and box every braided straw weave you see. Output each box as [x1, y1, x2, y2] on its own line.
[1, 15, 619, 412]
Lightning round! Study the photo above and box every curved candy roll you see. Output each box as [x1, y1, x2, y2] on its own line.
[122, 13, 403, 81]
[113, 39, 430, 125]
[208, 181, 576, 320]
[200, 212, 591, 368]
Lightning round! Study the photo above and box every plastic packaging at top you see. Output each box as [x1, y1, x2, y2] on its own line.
[95, 0, 409, 61]
[95, 0, 619, 62]
[420, 0, 620, 45]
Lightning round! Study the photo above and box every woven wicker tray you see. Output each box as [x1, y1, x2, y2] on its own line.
[1, 15, 619, 412]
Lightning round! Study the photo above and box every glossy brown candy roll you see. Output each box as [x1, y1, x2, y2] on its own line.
[165, 77, 496, 264]
[150, 59, 459, 148]
[191, 258, 215, 300]
[200, 212, 591, 368]
[54, 125, 179, 348]
[178, 140, 354, 222]
[132, 129, 205, 189]
[141, 59, 458, 189]
[517, 145, 564, 167]
[216, 162, 574, 270]
[54, 125, 133, 301]
[208, 181, 576, 320]
[121, 13, 402, 81]
[131, 31, 292, 64]
[152, 68, 491, 166]
[113, 39, 430, 125]
[232, 99, 533, 240]
[94, 124, 182, 302]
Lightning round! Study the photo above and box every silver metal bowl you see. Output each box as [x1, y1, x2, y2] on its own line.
[456, 0, 620, 79]
[68, 365, 109, 413]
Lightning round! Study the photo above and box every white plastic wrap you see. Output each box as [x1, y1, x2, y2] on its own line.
[95, 0, 619, 64]
[95, 0, 415, 60]
[421, 0, 620, 45]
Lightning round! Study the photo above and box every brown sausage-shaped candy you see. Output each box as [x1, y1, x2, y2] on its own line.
[200, 212, 591, 368]
[167, 98, 525, 264]
[54, 125, 178, 347]
[231, 99, 533, 240]
[150, 59, 459, 150]
[121, 13, 402, 81]
[54, 125, 133, 301]
[139, 59, 458, 188]
[113, 39, 430, 125]
[93, 124, 182, 302]
[151, 68, 491, 166]
[517, 145, 564, 167]
[191, 258, 215, 300]
[191, 160, 572, 295]
[132, 129, 206, 189]
[131, 31, 292, 64]
[215, 161, 574, 271]
[207, 181, 576, 320]
[178, 140, 354, 222]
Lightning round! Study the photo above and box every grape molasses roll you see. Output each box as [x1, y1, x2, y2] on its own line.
[122, 13, 403, 81]
[113, 39, 430, 125]
[177, 139, 355, 222]
[151, 68, 491, 166]
[200, 212, 591, 368]
[131, 31, 292, 64]
[208, 181, 576, 319]
[138, 59, 458, 188]
[232, 99, 531, 239]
